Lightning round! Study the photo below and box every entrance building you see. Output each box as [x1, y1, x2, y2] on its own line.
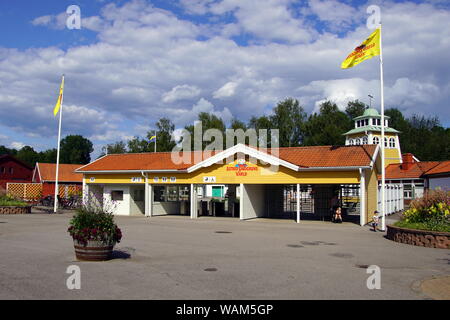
[76, 144, 382, 226]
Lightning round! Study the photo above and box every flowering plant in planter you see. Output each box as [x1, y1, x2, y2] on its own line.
[68, 203, 122, 246]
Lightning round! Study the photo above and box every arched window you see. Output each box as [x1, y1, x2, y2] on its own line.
[373, 137, 379, 145]
[355, 138, 361, 145]
[384, 137, 388, 147]
[362, 136, 368, 145]
[389, 137, 396, 148]
[365, 119, 369, 126]
[349, 139, 354, 145]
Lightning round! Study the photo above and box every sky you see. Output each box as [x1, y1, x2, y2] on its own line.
[0, 0, 449, 158]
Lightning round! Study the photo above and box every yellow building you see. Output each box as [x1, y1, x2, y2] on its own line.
[76, 144, 385, 226]
[343, 108, 402, 167]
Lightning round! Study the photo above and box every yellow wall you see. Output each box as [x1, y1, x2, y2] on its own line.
[365, 166, 379, 224]
[85, 160, 361, 185]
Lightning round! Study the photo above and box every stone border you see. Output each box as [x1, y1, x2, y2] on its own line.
[0, 206, 32, 214]
[387, 224, 450, 249]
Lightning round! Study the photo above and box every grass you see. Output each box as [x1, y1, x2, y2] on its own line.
[394, 220, 450, 233]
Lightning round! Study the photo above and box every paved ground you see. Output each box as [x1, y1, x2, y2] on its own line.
[0, 212, 449, 300]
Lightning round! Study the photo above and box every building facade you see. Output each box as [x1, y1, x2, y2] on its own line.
[0, 155, 32, 189]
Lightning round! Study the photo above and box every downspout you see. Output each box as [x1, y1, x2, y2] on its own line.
[141, 171, 149, 217]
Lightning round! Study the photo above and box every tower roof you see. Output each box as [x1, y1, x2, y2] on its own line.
[353, 108, 390, 120]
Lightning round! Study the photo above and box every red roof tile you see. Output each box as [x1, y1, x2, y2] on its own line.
[385, 161, 441, 180]
[424, 161, 450, 176]
[37, 163, 83, 182]
[77, 145, 378, 172]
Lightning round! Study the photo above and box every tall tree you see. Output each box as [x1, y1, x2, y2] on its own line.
[270, 98, 306, 147]
[128, 136, 150, 153]
[303, 101, 352, 146]
[60, 135, 93, 164]
[345, 99, 367, 120]
[151, 117, 176, 152]
[184, 113, 226, 150]
[99, 141, 127, 157]
[16, 146, 39, 167]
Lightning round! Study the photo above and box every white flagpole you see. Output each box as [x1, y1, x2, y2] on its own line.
[53, 75, 64, 213]
[379, 25, 386, 231]
[154, 129, 156, 153]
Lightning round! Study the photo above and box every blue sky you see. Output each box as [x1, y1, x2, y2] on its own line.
[0, 0, 449, 158]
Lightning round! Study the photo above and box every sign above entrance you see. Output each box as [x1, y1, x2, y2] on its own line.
[226, 159, 258, 176]
[203, 176, 216, 183]
[131, 177, 142, 183]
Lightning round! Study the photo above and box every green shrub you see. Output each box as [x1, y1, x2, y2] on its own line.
[0, 192, 28, 207]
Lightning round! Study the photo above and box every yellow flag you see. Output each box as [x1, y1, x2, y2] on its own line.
[53, 76, 64, 116]
[341, 27, 380, 69]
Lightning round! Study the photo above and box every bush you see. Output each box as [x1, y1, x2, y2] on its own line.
[68, 202, 122, 246]
[400, 189, 450, 231]
[0, 190, 28, 207]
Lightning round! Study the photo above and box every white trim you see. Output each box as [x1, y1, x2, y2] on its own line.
[78, 169, 185, 174]
[186, 144, 299, 173]
[359, 168, 366, 226]
[369, 144, 381, 168]
[33, 163, 42, 183]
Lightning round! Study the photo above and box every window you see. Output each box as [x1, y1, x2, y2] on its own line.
[365, 119, 369, 126]
[133, 189, 144, 201]
[349, 139, 354, 145]
[9, 167, 13, 174]
[362, 136, 368, 145]
[372, 119, 377, 125]
[111, 190, 124, 201]
[389, 137, 396, 148]
[373, 137, 379, 145]
[0, 167, 4, 174]
[404, 184, 412, 199]
[355, 138, 361, 145]
[167, 186, 179, 201]
[377, 119, 381, 126]
[384, 137, 388, 147]
[154, 186, 166, 202]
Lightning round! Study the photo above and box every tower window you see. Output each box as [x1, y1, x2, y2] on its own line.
[389, 137, 396, 148]
[377, 119, 381, 126]
[362, 136, 368, 145]
[373, 137, 379, 145]
[384, 138, 388, 147]
[365, 119, 369, 126]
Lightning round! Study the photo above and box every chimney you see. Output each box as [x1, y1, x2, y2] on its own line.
[401, 153, 414, 170]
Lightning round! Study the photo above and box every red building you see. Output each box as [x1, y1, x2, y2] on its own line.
[0, 154, 33, 189]
[32, 163, 83, 197]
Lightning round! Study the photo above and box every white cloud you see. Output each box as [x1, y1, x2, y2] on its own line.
[162, 84, 201, 103]
[213, 81, 238, 99]
[10, 142, 25, 150]
[307, 0, 362, 30]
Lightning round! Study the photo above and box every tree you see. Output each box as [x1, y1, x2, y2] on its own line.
[270, 98, 306, 147]
[303, 101, 352, 146]
[128, 137, 150, 153]
[151, 117, 176, 152]
[60, 135, 93, 164]
[184, 113, 226, 150]
[345, 100, 367, 120]
[0, 145, 17, 156]
[16, 146, 39, 167]
[38, 148, 57, 163]
[99, 141, 127, 157]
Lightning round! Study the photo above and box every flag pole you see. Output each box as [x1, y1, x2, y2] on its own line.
[379, 25, 386, 231]
[154, 129, 156, 153]
[53, 74, 64, 213]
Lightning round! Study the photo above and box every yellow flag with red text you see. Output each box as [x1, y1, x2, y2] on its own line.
[53, 76, 64, 116]
[341, 27, 380, 69]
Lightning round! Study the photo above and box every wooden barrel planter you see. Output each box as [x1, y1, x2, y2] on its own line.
[74, 240, 114, 261]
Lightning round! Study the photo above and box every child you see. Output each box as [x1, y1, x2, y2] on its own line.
[372, 210, 380, 231]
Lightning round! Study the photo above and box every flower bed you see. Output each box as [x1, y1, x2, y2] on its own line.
[387, 224, 450, 249]
[387, 189, 450, 249]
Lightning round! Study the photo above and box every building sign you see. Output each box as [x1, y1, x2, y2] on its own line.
[153, 177, 159, 183]
[226, 159, 258, 176]
[89, 177, 95, 182]
[203, 176, 216, 183]
[131, 177, 142, 183]
[170, 177, 176, 183]
[162, 177, 168, 183]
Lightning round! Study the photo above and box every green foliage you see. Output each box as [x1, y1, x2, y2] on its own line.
[399, 189, 450, 232]
[60, 135, 94, 164]
[152, 117, 177, 152]
[68, 203, 122, 246]
[0, 191, 28, 207]
[270, 98, 306, 147]
[345, 100, 367, 119]
[302, 101, 352, 146]
[128, 136, 150, 153]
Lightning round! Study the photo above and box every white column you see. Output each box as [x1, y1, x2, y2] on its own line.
[82, 176, 88, 206]
[359, 169, 366, 226]
[190, 184, 197, 219]
[148, 184, 153, 217]
[144, 175, 149, 217]
[239, 183, 244, 220]
[296, 184, 300, 223]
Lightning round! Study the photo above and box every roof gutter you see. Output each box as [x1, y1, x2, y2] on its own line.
[297, 166, 371, 171]
[76, 169, 188, 174]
